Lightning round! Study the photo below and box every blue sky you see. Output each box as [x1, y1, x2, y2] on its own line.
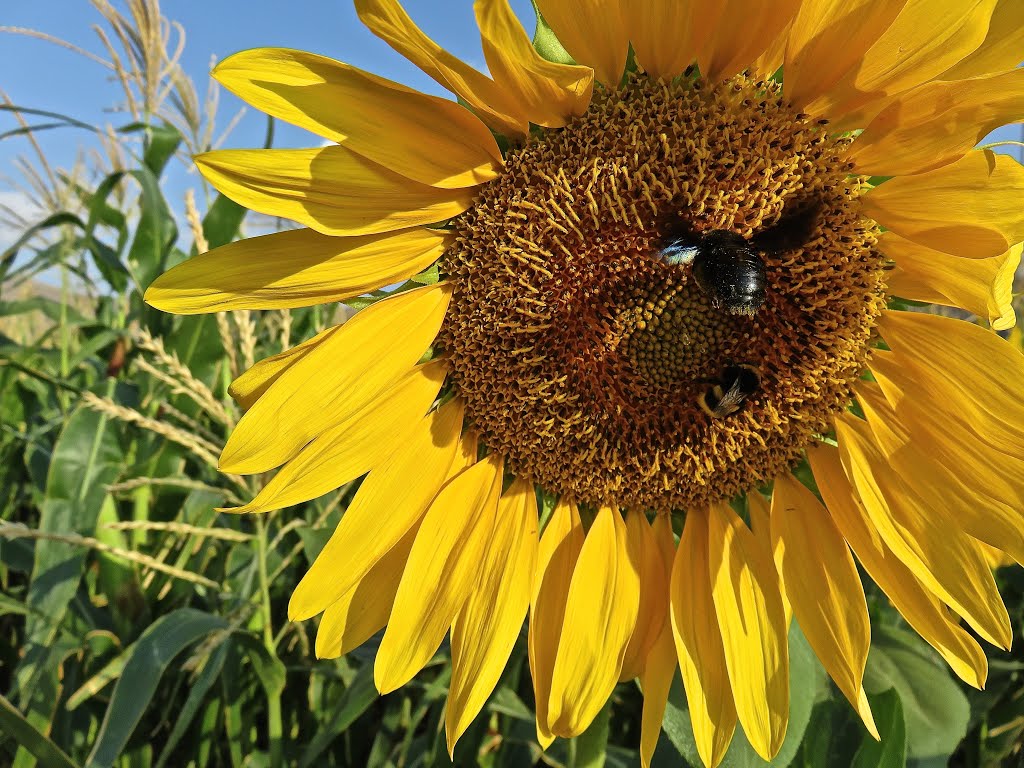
[0, 0, 534, 249]
[2, 0, 1022, 252]
[0, 0, 537, 149]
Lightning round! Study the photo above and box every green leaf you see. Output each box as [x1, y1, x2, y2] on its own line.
[200, 193, 247, 251]
[233, 633, 287, 697]
[155, 640, 230, 768]
[64, 173, 126, 230]
[0, 121, 73, 140]
[0, 298, 89, 325]
[22, 398, 124, 648]
[661, 622, 824, 768]
[0, 693, 81, 768]
[299, 661, 380, 767]
[127, 167, 179, 294]
[864, 626, 969, 760]
[574, 701, 611, 768]
[530, 0, 576, 64]
[0, 212, 84, 268]
[409, 263, 440, 285]
[9, 637, 81, 768]
[119, 121, 182, 177]
[66, 635, 134, 711]
[791, 700, 842, 768]
[163, 313, 224, 387]
[0, 104, 99, 133]
[852, 688, 906, 768]
[86, 608, 229, 768]
[488, 686, 536, 723]
[86, 235, 131, 292]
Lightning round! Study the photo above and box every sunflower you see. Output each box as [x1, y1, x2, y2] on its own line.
[146, 0, 1024, 765]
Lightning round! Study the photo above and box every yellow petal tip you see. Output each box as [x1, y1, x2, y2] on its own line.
[537, 730, 555, 751]
[374, 673, 398, 697]
[216, 453, 246, 475]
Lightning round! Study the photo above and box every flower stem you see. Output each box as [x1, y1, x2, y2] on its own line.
[256, 515, 283, 767]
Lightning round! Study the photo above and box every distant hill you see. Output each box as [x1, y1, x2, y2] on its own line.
[0, 278, 93, 345]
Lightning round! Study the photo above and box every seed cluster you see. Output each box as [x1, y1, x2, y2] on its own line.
[440, 75, 887, 512]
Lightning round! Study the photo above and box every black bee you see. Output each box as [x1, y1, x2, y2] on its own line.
[658, 200, 822, 316]
[698, 364, 761, 419]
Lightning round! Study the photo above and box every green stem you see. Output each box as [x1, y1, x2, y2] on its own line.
[256, 516, 283, 768]
[58, 263, 70, 410]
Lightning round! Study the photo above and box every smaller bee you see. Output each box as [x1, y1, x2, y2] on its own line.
[659, 200, 822, 316]
[698, 364, 761, 419]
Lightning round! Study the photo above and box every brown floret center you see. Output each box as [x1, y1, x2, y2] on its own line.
[441, 74, 886, 512]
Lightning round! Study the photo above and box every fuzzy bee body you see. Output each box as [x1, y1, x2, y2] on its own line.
[698, 364, 761, 418]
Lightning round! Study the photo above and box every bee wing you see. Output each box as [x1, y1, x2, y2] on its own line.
[751, 200, 821, 254]
[713, 379, 749, 414]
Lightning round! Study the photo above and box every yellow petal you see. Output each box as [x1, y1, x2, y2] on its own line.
[670, 510, 737, 768]
[707, 502, 789, 762]
[534, 0, 627, 88]
[620, 511, 668, 682]
[529, 498, 585, 749]
[692, 0, 801, 83]
[212, 48, 501, 189]
[867, 311, 1024, 561]
[941, 0, 1024, 80]
[223, 360, 446, 514]
[856, 379, 1024, 569]
[835, 413, 1011, 650]
[450, 430, 480, 476]
[639, 628, 676, 768]
[783, 0, 906, 109]
[806, 0, 999, 126]
[315, 431, 480, 654]
[980, 541, 1016, 570]
[374, 454, 504, 693]
[746, 494, 771, 547]
[287, 397, 464, 621]
[771, 473, 877, 739]
[475, 0, 593, 128]
[850, 68, 1024, 176]
[1010, 323, 1024, 350]
[548, 505, 640, 737]
[639, 514, 678, 768]
[627, 1, 697, 81]
[752, 19, 791, 78]
[861, 149, 1024, 259]
[747, 492, 791, 627]
[145, 227, 447, 314]
[315, 523, 417, 658]
[354, 0, 528, 137]
[875, 310, 1024, 458]
[446, 476, 539, 756]
[882, 233, 1019, 330]
[806, 442, 989, 689]
[195, 146, 475, 237]
[220, 282, 450, 474]
[227, 325, 335, 411]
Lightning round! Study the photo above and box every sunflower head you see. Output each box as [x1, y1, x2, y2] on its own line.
[146, 1, 1024, 765]
[442, 72, 887, 512]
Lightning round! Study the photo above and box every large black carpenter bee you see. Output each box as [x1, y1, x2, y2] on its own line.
[658, 200, 822, 316]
